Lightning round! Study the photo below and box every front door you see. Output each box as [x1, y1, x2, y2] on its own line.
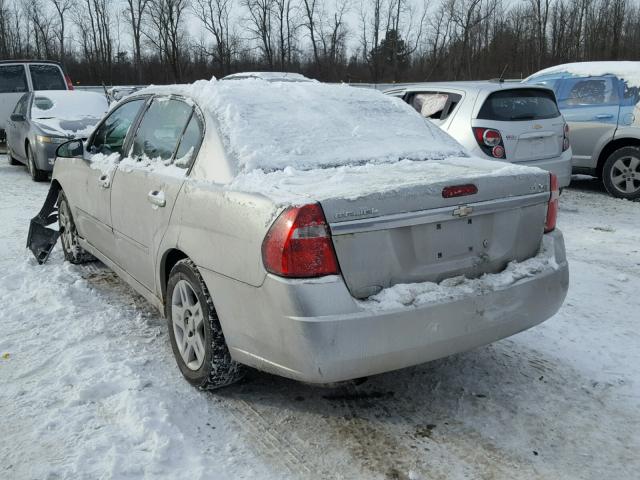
[557, 75, 620, 168]
[72, 98, 148, 258]
[110, 96, 203, 292]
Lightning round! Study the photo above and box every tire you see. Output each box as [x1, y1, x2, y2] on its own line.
[26, 143, 48, 182]
[166, 259, 245, 390]
[58, 192, 94, 264]
[602, 146, 640, 200]
[7, 146, 20, 165]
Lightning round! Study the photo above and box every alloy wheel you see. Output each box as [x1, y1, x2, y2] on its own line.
[171, 279, 206, 371]
[610, 155, 640, 195]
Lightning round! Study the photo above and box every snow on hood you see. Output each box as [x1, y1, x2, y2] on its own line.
[32, 90, 108, 137]
[138, 79, 466, 174]
[525, 61, 640, 88]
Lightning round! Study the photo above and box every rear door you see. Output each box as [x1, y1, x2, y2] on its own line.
[0, 64, 30, 142]
[472, 88, 564, 163]
[556, 75, 620, 168]
[27, 64, 67, 91]
[110, 96, 203, 292]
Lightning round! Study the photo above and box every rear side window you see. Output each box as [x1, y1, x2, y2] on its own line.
[558, 76, 619, 107]
[174, 112, 204, 168]
[409, 92, 461, 120]
[477, 88, 560, 121]
[29, 64, 66, 90]
[130, 98, 193, 162]
[0, 65, 28, 93]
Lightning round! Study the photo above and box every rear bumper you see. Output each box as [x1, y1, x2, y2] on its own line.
[201, 230, 569, 384]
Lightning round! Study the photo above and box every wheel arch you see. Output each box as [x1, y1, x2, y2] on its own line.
[596, 137, 640, 177]
[160, 248, 189, 301]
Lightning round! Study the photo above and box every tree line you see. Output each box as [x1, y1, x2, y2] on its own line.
[1, 0, 639, 86]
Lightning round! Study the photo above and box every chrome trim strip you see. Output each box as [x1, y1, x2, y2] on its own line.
[330, 191, 549, 235]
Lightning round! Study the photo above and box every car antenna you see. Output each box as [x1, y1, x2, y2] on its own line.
[498, 64, 508, 83]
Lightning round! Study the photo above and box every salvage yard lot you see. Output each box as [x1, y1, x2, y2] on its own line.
[0, 157, 638, 480]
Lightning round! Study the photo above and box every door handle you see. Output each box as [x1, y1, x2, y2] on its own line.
[595, 114, 614, 119]
[147, 190, 166, 207]
[98, 174, 110, 188]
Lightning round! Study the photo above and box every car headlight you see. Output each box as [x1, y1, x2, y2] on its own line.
[36, 135, 67, 144]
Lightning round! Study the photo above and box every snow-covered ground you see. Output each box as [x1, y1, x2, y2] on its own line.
[0, 158, 638, 480]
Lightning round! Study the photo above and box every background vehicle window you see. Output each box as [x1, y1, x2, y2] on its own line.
[29, 64, 66, 90]
[130, 98, 193, 162]
[174, 112, 204, 168]
[0, 65, 28, 93]
[477, 88, 560, 121]
[90, 99, 145, 156]
[558, 77, 618, 107]
[411, 93, 449, 119]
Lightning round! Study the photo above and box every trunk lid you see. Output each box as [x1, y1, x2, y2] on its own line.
[319, 159, 550, 299]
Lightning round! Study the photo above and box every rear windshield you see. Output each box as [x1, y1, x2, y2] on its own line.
[477, 88, 560, 121]
[0, 65, 28, 94]
[29, 64, 66, 90]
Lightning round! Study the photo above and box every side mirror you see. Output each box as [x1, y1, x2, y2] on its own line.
[10, 113, 25, 122]
[56, 139, 84, 158]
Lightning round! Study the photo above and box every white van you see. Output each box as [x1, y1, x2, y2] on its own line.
[0, 60, 72, 150]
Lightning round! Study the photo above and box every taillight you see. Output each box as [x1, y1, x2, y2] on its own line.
[545, 173, 559, 233]
[65, 74, 74, 90]
[262, 203, 340, 278]
[472, 127, 505, 159]
[562, 123, 570, 151]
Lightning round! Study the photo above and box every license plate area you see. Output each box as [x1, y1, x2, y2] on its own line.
[515, 136, 558, 161]
[415, 215, 488, 262]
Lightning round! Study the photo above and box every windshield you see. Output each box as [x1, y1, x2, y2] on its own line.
[31, 91, 108, 120]
[477, 88, 560, 121]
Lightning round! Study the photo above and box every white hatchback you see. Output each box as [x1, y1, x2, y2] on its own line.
[385, 81, 573, 188]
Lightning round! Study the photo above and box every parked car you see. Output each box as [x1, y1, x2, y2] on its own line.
[525, 61, 640, 199]
[0, 60, 73, 151]
[385, 81, 573, 188]
[221, 71, 315, 82]
[6, 90, 108, 181]
[29, 80, 568, 389]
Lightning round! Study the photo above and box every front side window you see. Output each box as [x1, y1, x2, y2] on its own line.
[89, 99, 146, 156]
[558, 76, 619, 107]
[29, 64, 66, 90]
[0, 65, 28, 93]
[130, 98, 193, 162]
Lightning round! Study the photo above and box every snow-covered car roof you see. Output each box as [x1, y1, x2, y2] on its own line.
[525, 61, 640, 88]
[137, 79, 466, 174]
[31, 90, 109, 120]
[221, 72, 316, 82]
[384, 80, 551, 96]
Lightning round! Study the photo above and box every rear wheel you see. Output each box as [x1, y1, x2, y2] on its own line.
[26, 144, 48, 182]
[58, 192, 94, 264]
[602, 147, 640, 200]
[166, 259, 245, 390]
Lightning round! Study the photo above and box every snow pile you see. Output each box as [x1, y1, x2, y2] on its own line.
[139, 79, 465, 173]
[227, 157, 540, 205]
[526, 61, 640, 88]
[359, 235, 558, 311]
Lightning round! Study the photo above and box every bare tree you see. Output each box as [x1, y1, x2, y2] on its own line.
[146, 0, 189, 82]
[243, 0, 275, 68]
[50, 0, 75, 61]
[193, 0, 236, 74]
[124, 0, 151, 82]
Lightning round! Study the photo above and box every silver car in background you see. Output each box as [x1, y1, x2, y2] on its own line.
[34, 79, 568, 390]
[0, 60, 73, 150]
[6, 90, 108, 181]
[385, 81, 573, 188]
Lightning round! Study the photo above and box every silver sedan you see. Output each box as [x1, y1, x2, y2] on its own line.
[32, 79, 569, 389]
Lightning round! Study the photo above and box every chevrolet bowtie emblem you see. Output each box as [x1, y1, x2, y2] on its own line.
[453, 205, 473, 217]
[533, 124, 543, 129]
